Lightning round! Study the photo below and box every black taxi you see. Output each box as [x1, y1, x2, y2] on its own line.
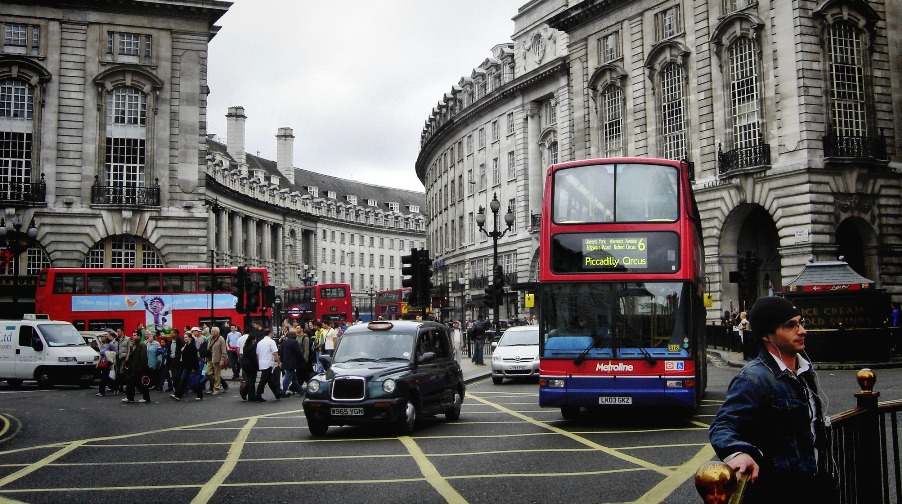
[302, 320, 465, 436]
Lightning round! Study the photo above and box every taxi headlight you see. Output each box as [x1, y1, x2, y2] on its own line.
[382, 379, 396, 394]
[307, 380, 321, 394]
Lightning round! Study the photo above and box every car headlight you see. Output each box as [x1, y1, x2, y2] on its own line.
[307, 380, 321, 394]
[492, 354, 501, 362]
[382, 379, 396, 394]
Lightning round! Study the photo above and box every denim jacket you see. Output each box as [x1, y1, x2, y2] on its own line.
[709, 348, 829, 480]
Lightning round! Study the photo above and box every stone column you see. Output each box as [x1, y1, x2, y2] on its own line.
[525, 102, 542, 217]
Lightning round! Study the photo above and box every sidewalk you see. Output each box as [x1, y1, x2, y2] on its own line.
[706, 348, 902, 370]
[458, 352, 492, 383]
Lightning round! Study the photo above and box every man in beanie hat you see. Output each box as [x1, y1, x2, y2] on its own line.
[709, 296, 837, 503]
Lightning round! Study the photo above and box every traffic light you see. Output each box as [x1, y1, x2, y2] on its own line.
[483, 283, 495, 308]
[418, 249, 433, 308]
[492, 264, 505, 303]
[401, 248, 421, 304]
[263, 285, 276, 308]
[233, 266, 246, 313]
[245, 269, 260, 314]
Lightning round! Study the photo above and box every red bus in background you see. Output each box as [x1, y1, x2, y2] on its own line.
[34, 267, 271, 333]
[538, 158, 707, 419]
[283, 283, 352, 323]
[374, 288, 412, 320]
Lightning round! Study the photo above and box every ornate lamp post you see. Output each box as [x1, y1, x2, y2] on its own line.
[476, 193, 514, 332]
[301, 264, 317, 286]
[272, 294, 282, 335]
[0, 215, 38, 316]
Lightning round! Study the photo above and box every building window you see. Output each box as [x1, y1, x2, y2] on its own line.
[547, 141, 559, 165]
[2, 22, 40, 55]
[660, 63, 687, 160]
[827, 21, 865, 138]
[308, 186, 318, 197]
[478, 127, 485, 148]
[83, 236, 161, 268]
[508, 198, 517, 232]
[724, 0, 754, 14]
[601, 84, 623, 157]
[507, 151, 515, 180]
[506, 112, 515, 135]
[105, 87, 147, 191]
[388, 202, 400, 212]
[478, 164, 486, 191]
[331, 230, 336, 242]
[468, 212, 474, 244]
[331, 249, 336, 263]
[599, 31, 621, 63]
[655, 5, 682, 42]
[729, 37, 761, 150]
[467, 169, 474, 194]
[105, 31, 153, 64]
[467, 134, 473, 153]
[327, 190, 336, 199]
[545, 100, 557, 126]
[0, 78, 34, 201]
[492, 158, 500, 186]
[321, 247, 326, 263]
[492, 120, 499, 142]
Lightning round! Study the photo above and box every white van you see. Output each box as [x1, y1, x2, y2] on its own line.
[0, 318, 99, 388]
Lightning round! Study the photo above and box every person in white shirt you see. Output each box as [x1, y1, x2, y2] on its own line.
[254, 328, 283, 402]
[322, 320, 338, 357]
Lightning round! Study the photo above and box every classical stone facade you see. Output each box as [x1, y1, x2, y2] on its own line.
[418, 0, 901, 323]
[0, 1, 426, 318]
[415, 6, 571, 322]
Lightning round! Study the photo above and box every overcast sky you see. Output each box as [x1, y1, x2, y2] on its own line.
[206, 0, 526, 192]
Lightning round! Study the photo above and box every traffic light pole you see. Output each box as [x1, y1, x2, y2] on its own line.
[476, 193, 514, 333]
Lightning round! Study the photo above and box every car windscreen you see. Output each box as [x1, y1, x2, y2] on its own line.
[39, 324, 89, 347]
[333, 332, 416, 363]
[499, 329, 538, 347]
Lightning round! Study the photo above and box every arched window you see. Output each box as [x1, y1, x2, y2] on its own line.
[728, 36, 761, 151]
[83, 235, 163, 268]
[660, 63, 687, 160]
[827, 20, 865, 138]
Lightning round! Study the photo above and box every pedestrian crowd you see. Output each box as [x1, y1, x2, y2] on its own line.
[92, 318, 354, 404]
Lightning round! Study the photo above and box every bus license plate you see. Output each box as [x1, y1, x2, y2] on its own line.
[598, 396, 632, 405]
[331, 407, 364, 416]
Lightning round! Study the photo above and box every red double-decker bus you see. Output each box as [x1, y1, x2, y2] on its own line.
[283, 283, 352, 323]
[374, 288, 412, 320]
[538, 158, 707, 419]
[34, 267, 270, 333]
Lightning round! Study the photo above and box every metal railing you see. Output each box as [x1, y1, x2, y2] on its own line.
[91, 176, 161, 206]
[718, 142, 771, 176]
[0, 173, 46, 205]
[697, 369, 902, 503]
[823, 133, 887, 161]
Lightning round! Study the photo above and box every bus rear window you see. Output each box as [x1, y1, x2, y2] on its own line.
[320, 287, 347, 298]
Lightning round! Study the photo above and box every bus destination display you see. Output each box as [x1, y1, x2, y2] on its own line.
[552, 231, 680, 274]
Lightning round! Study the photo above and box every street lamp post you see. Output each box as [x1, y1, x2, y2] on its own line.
[301, 264, 317, 286]
[0, 215, 38, 317]
[476, 193, 514, 333]
[367, 285, 376, 321]
[273, 295, 282, 336]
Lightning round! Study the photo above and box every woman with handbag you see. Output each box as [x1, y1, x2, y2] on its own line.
[171, 328, 204, 401]
[122, 330, 151, 403]
[96, 332, 117, 397]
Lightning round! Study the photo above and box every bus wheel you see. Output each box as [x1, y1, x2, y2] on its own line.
[561, 406, 580, 420]
[36, 373, 54, 389]
[6, 379, 23, 388]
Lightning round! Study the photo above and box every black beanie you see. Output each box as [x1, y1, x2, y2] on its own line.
[748, 296, 800, 339]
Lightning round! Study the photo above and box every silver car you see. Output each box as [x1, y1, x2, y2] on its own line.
[490, 325, 539, 384]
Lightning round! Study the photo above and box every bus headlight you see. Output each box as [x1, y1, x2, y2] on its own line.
[307, 380, 321, 394]
[382, 379, 396, 394]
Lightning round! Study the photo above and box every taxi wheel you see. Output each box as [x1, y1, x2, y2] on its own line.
[308, 419, 328, 437]
[445, 391, 462, 421]
[397, 399, 417, 435]
[561, 406, 580, 420]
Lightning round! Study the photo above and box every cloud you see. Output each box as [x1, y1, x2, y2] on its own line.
[207, 0, 523, 192]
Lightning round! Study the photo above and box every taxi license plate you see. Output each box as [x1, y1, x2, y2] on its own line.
[509, 365, 527, 370]
[598, 396, 632, 405]
[331, 407, 364, 416]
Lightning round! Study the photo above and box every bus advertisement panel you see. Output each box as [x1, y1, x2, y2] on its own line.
[283, 284, 352, 323]
[34, 267, 270, 333]
[538, 158, 707, 418]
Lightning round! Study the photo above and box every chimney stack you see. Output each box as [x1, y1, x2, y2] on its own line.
[226, 106, 247, 169]
[276, 127, 295, 185]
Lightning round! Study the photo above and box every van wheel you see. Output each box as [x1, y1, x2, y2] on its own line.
[36, 373, 54, 389]
[6, 379, 23, 388]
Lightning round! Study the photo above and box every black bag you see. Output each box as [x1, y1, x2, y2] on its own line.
[269, 366, 281, 389]
[239, 379, 248, 400]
